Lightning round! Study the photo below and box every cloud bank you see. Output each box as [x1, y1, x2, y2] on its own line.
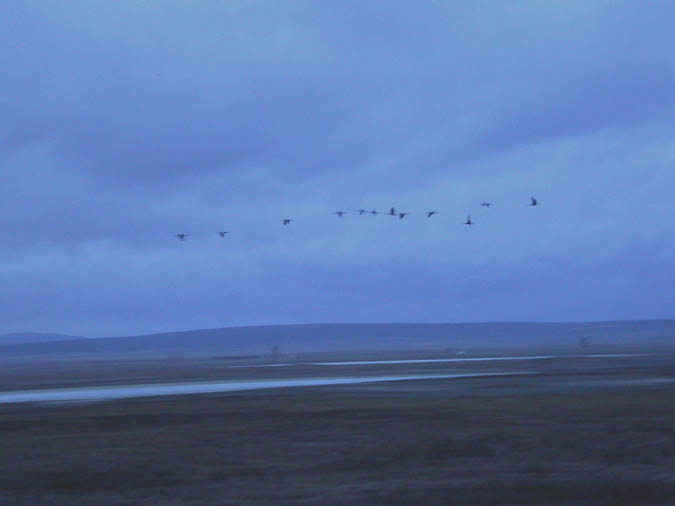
[1, 1, 673, 336]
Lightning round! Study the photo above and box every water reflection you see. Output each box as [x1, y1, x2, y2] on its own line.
[0, 372, 530, 404]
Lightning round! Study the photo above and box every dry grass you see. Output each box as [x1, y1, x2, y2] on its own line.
[1, 372, 674, 505]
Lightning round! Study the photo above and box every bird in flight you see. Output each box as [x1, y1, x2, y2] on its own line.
[398, 212, 409, 220]
[355, 209, 367, 215]
[175, 233, 187, 241]
[219, 231, 230, 237]
[464, 215, 473, 227]
[426, 211, 437, 218]
[332, 211, 347, 218]
[388, 207, 396, 216]
[481, 202, 493, 208]
[282, 219, 293, 225]
[530, 197, 538, 206]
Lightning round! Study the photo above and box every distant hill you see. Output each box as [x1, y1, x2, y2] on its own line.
[0, 321, 672, 360]
[0, 332, 84, 345]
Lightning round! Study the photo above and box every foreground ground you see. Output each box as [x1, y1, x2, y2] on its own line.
[0, 353, 673, 505]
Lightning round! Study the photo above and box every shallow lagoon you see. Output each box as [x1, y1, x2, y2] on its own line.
[0, 371, 531, 404]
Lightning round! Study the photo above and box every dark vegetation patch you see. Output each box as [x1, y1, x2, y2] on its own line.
[1, 354, 673, 505]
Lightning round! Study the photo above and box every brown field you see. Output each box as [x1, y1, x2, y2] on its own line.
[0, 352, 673, 505]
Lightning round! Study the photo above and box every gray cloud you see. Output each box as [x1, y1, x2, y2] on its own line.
[1, 1, 673, 335]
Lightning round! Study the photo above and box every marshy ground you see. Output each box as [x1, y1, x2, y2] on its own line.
[0, 351, 673, 505]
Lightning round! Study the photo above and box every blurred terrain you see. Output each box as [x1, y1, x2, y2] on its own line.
[0, 352, 673, 505]
[0, 332, 83, 345]
[1, 320, 673, 361]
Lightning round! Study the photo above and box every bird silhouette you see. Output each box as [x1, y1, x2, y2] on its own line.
[168, 194, 549, 242]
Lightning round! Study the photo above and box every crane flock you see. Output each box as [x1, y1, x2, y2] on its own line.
[174, 197, 539, 240]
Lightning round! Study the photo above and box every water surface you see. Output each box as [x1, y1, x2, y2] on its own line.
[228, 353, 646, 368]
[0, 372, 530, 405]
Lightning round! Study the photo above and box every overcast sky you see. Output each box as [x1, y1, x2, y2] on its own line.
[1, 1, 673, 337]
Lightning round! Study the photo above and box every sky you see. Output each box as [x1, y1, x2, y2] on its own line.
[1, 1, 673, 337]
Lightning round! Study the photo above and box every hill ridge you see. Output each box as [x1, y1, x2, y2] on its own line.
[0, 320, 672, 360]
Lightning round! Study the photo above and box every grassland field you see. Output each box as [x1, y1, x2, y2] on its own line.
[0, 350, 673, 505]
